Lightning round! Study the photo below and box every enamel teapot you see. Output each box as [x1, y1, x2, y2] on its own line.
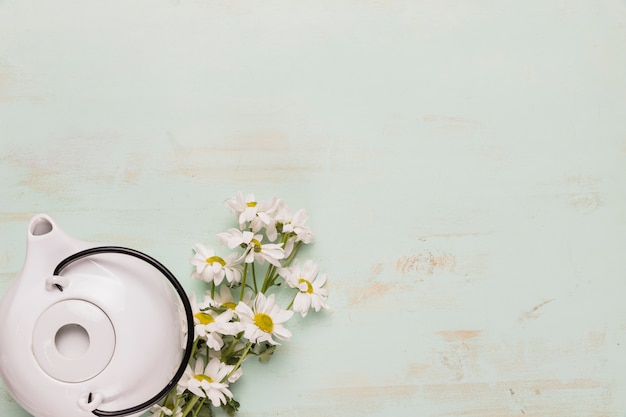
[0, 214, 193, 417]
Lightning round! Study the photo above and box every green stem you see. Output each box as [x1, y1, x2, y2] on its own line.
[190, 337, 201, 361]
[261, 233, 289, 292]
[181, 395, 200, 417]
[191, 397, 206, 417]
[211, 282, 215, 299]
[220, 334, 242, 362]
[286, 294, 296, 310]
[240, 263, 248, 301]
[261, 264, 275, 293]
[263, 240, 300, 289]
[162, 385, 178, 412]
[252, 262, 258, 293]
[222, 342, 252, 383]
[284, 241, 302, 267]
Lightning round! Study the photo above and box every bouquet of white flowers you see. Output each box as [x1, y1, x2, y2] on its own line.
[150, 192, 329, 417]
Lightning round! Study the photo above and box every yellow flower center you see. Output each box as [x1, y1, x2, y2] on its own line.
[194, 312, 215, 325]
[298, 278, 314, 294]
[251, 238, 263, 253]
[246, 201, 257, 207]
[194, 374, 214, 383]
[205, 255, 226, 266]
[253, 313, 274, 333]
[222, 302, 237, 310]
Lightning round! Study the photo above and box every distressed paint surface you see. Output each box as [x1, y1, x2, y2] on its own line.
[1, 1, 626, 416]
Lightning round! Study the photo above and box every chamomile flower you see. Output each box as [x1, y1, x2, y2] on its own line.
[217, 229, 285, 266]
[189, 292, 214, 315]
[279, 260, 329, 317]
[236, 293, 293, 345]
[178, 358, 233, 407]
[190, 244, 243, 285]
[189, 293, 238, 349]
[265, 205, 314, 258]
[212, 285, 238, 311]
[212, 285, 253, 312]
[264, 200, 286, 242]
[270, 207, 313, 242]
[217, 228, 254, 249]
[247, 240, 284, 266]
[226, 192, 279, 231]
[194, 308, 239, 351]
[285, 208, 315, 244]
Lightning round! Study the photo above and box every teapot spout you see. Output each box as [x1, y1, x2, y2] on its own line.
[23, 215, 90, 286]
[29, 214, 55, 237]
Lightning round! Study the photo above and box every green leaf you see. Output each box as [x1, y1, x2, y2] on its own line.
[224, 355, 239, 366]
[221, 398, 240, 417]
[258, 344, 276, 363]
[196, 404, 213, 417]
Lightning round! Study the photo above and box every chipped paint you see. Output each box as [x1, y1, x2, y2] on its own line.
[396, 251, 457, 276]
[348, 280, 397, 306]
[437, 330, 481, 342]
[518, 299, 555, 322]
[423, 379, 611, 417]
[568, 192, 602, 213]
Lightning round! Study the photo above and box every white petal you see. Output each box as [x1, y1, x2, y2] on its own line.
[272, 324, 292, 340]
[313, 273, 327, 288]
[242, 230, 254, 244]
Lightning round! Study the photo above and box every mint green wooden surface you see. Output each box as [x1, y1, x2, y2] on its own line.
[2, 1, 626, 416]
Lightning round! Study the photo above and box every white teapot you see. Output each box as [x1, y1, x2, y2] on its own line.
[0, 214, 193, 417]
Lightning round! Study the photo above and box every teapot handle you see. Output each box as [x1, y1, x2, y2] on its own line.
[53, 246, 194, 417]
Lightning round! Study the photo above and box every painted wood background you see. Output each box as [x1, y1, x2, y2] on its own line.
[1, 1, 626, 416]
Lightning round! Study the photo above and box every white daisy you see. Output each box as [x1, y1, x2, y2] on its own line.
[249, 196, 280, 233]
[265, 205, 315, 257]
[212, 285, 238, 311]
[285, 208, 315, 244]
[194, 307, 239, 351]
[235, 293, 293, 345]
[190, 244, 243, 285]
[189, 292, 215, 315]
[265, 199, 292, 242]
[178, 358, 233, 407]
[226, 192, 279, 231]
[217, 229, 285, 267]
[190, 293, 239, 350]
[213, 285, 253, 312]
[247, 240, 285, 266]
[279, 260, 329, 317]
[217, 228, 254, 249]
[264, 199, 290, 242]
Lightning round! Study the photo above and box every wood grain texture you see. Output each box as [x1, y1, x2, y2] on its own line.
[1, 1, 626, 416]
